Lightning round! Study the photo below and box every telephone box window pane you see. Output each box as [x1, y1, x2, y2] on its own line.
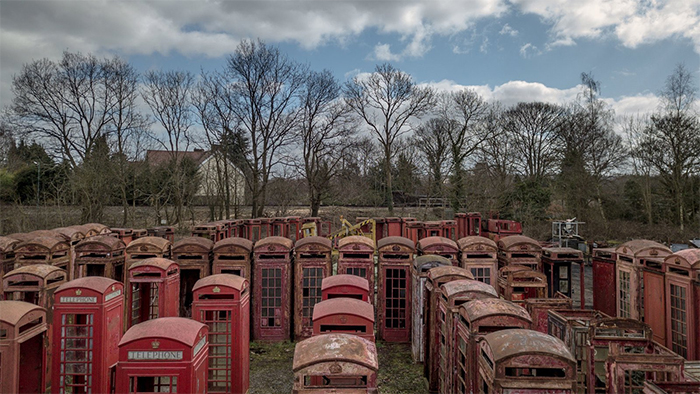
[261, 268, 282, 327]
[59, 314, 94, 394]
[619, 271, 631, 318]
[302, 268, 324, 324]
[384, 268, 407, 329]
[670, 284, 688, 358]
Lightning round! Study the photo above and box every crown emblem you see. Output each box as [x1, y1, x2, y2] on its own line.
[212, 286, 221, 293]
[152, 340, 160, 349]
[76, 290, 82, 296]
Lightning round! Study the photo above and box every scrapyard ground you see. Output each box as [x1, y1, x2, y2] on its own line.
[250, 340, 427, 393]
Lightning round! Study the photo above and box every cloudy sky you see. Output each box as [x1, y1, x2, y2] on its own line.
[1, 0, 699, 118]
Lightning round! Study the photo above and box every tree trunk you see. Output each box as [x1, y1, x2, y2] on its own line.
[384, 146, 394, 215]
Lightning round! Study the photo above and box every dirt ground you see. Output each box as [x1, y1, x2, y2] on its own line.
[249, 340, 427, 393]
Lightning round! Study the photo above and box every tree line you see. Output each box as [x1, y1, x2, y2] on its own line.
[1, 39, 699, 237]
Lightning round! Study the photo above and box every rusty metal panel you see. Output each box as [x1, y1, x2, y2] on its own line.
[593, 248, 618, 317]
[53, 226, 86, 245]
[253, 236, 292, 341]
[0, 300, 48, 394]
[110, 227, 134, 246]
[478, 329, 577, 393]
[410, 255, 450, 363]
[116, 317, 209, 394]
[403, 221, 425, 244]
[192, 274, 250, 394]
[294, 236, 332, 340]
[321, 274, 370, 302]
[642, 260, 666, 344]
[312, 298, 375, 342]
[523, 294, 572, 333]
[292, 333, 378, 393]
[0, 236, 19, 297]
[147, 225, 175, 242]
[497, 266, 548, 307]
[14, 236, 72, 278]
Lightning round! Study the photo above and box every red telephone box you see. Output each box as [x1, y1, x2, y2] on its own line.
[111, 227, 135, 245]
[15, 236, 72, 279]
[244, 219, 262, 242]
[192, 223, 219, 241]
[3, 264, 67, 391]
[292, 333, 378, 393]
[663, 249, 700, 360]
[641, 257, 667, 344]
[458, 236, 498, 287]
[0, 301, 47, 394]
[438, 280, 498, 394]
[496, 235, 542, 271]
[127, 258, 180, 328]
[418, 236, 459, 266]
[615, 240, 671, 320]
[440, 220, 457, 240]
[337, 236, 376, 301]
[455, 212, 482, 239]
[0, 236, 19, 296]
[192, 274, 250, 394]
[83, 222, 111, 236]
[523, 294, 573, 333]
[132, 228, 147, 240]
[592, 247, 618, 317]
[477, 329, 577, 393]
[321, 274, 371, 302]
[377, 236, 414, 343]
[52, 277, 124, 394]
[116, 317, 209, 394]
[252, 236, 293, 341]
[542, 246, 584, 300]
[53, 226, 86, 245]
[172, 237, 213, 317]
[312, 298, 375, 342]
[424, 266, 474, 392]
[385, 217, 403, 237]
[404, 220, 425, 244]
[125, 236, 172, 269]
[147, 226, 175, 242]
[411, 255, 450, 362]
[294, 236, 333, 339]
[497, 265, 548, 306]
[74, 234, 126, 281]
[212, 237, 253, 281]
[454, 298, 532, 394]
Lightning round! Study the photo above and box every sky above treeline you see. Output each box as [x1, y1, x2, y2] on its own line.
[1, 0, 699, 119]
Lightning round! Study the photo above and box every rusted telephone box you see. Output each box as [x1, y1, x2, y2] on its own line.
[417, 236, 460, 266]
[404, 220, 425, 244]
[458, 236, 498, 287]
[497, 265, 547, 306]
[0, 301, 47, 394]
[192, 223, 219, 241]
[641, 256, 667, 344]
[385, 217, 403, 237]
[74, 234, 126, 281]
[52, 277, 124, 394]
[663, 249, 700, 360]
[292, 333, 378, 393]
[437, 280, 498, 394]
[477, 329, 577, 393]
[592, 247, 618, 317]
[454, 298, 532, 394]
[15, 236, 72, 279]
[377, 236, 414, 343]
[337, 236, 376, 301]
[111, 227, 134, 245]
[252, 236, 293, 341]
[411, 254, 450, 363]
[192, 274, 250, 394]
[496, 235, 542, 271]
[294, 236, 333, 339]
[127, 257, 180, 328]
[132, 228, 147, 240]
[606, 341, 685, 394]
[116, 317, 209, 394]
[321, 274, 371, 302]
[83, 222, 111, 237]
[424, 266, 474, 392]
[3, 264, 67, 391]
[312, 298, 375, 342]
[481, 218, 523, 242]
[125, 236, 172, 269]
[172, 237, 213, 317]
[455, 212, 482, 239]
[542, 246, 584, 300]
[147, 225, 175, 242]
[0, 236, 18, 296]
[615, 240, 671, 320]
[53, 226, 86, 246]
[441, 220, 457, 240]
[212, 237, 253, 281]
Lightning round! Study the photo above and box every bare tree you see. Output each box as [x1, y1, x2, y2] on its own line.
[142, 70, 195, 226]
[624, 115, 655, 224]
[296, 69, 355, 216]
[224, 39, 306, 217]
[412, 118, 450, 199]
[344, 63, 435, 214]
[436, 89, 489, 210]
[502, 102, 565, 180]
[475, 103, 514, 210]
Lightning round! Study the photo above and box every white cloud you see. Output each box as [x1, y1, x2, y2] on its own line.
[519, 43, 541, 58]
[499, 24, 519, 36]
[372, 43, 402, 62]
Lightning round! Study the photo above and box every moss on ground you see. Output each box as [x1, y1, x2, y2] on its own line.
[249, 339, 428, 393]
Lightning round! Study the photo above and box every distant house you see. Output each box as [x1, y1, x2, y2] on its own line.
[145, 148, 246, 205]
